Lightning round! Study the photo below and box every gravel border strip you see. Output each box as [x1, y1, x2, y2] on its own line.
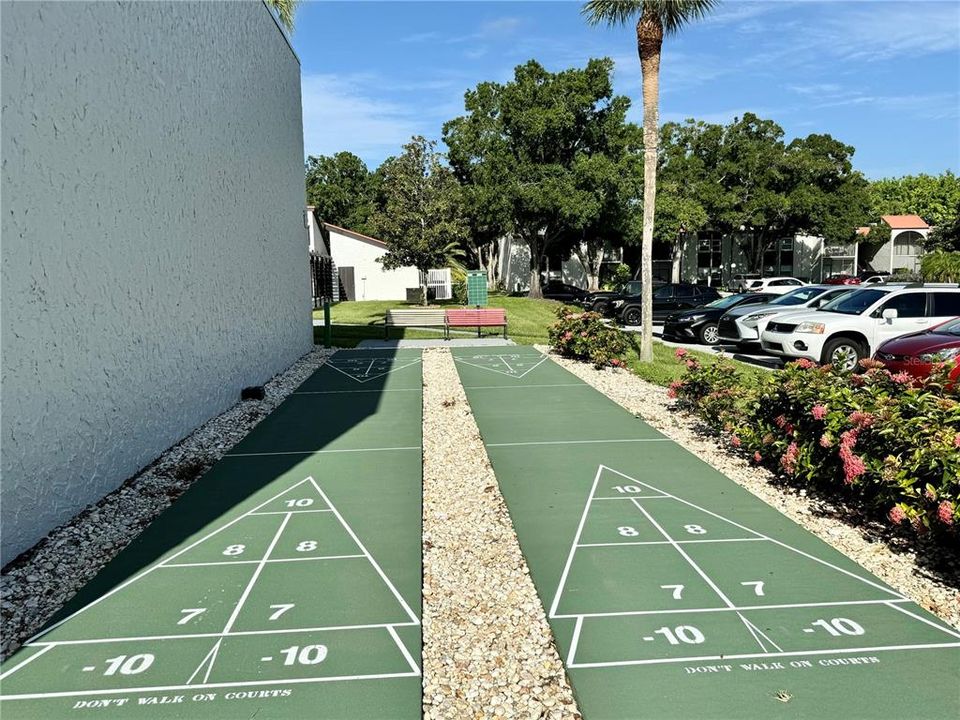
[421, 348, 581, 720]
[0, 347, 337, 660]
[538, 346, 960, 631]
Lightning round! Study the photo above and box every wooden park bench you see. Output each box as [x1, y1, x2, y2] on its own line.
[384, 308, 447, 339]
[446, 308, 508, 339]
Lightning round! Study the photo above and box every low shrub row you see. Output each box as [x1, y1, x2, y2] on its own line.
[548, 307, 627, 369]
[670, 350, 959, 538]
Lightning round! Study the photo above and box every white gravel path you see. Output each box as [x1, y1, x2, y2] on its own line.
[539, 346, 960, 631]
[421, 348, 581, 720]
[0, 347, 336, 660]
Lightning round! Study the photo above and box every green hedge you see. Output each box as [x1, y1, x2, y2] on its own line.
[670, 350, 959, 539]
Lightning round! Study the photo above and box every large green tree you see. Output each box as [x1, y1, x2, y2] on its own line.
[304, 152, 377, 234]
[868, 172, 960, 226]
[582, 0, 718, 361]
[368, 137, 467, 305]
[444, 58, 640, 299]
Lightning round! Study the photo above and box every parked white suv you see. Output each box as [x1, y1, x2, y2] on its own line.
[745, 277, 806, 295]
[718, 285, 855, 348]
[759, 285, 960, 370]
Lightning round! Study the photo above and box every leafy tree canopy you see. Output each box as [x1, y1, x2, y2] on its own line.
[444, 58, 641, 297]
[868, 172, 960, 226]
[368, 136, 467, 304]
[305, 152, 377, 234]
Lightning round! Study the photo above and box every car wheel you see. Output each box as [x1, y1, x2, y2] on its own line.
[622, 307, 642, 326]
[591, 300, 608, 313]
[821, 337, 863, 372]
[698, 323, 720, 345]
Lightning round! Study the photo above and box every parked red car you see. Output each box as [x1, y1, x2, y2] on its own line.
[823, 274, 862, 286]
[874, 317, 960, 383]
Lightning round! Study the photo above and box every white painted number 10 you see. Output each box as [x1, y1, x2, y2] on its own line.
[612, 486, 642, 494]
[279, 644, 328, 666]
[285, 499, 314, 508]
[653, 626, 705, 645]
[810, 618, 865, 636]
[103, 654, 154, 676]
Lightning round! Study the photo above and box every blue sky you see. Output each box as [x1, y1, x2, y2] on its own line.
[288, 1, 960, 179]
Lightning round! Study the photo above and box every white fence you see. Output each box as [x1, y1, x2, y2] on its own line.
[426, 268, 452, 301]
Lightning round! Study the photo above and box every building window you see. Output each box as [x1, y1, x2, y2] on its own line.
[696, 232, 723, 283]
[894, 231, 923, 256]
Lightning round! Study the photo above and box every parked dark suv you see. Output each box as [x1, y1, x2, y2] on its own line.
[612, 283, 722, 325]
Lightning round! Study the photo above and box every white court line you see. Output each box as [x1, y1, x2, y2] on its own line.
[552, 598, 913, 620]
[386, 625, 421, 676]
[885, 602, 960, 639]
[221, 513, 292, 634]
[26, 622, 420, 647]
[325, 358, 421, 384]
[0, 671, 423, 701]
[487, 438, 670, 448]
[600, 465, 907, 600]
[23, 478, 316, 644]
[249, 509, 334, 515]
[498, 355, 515, 373]
[293, 388, 421, 395]
[0, 645, 53, 681]
[577, 537, 767, 548]
[567, 642, 960, 670]
[629, 499, 771, 657]
[225, 446, 421, 458]
[161, 554, 364, 568]
[309, 478, 420, 626]
[593, 495, 668, 501]
[186, 638, 222, 685]
[568, 616, 585, 666]
[549, 466, 603, 618]
[462, 383, 586, 390]
[453, 354, 548, 379]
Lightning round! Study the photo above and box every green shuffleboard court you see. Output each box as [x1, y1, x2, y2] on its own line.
[0, 350, 424, 719]
[453, 348, 960, 720]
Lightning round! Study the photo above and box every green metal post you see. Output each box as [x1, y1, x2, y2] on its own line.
[323, 299, 332, 348]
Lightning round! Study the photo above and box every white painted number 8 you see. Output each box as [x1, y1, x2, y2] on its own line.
[223, 544, 246, 556]
[296, 541, 318, 552]
[618, 526, 639, 537]
[684, 525, 707, 535]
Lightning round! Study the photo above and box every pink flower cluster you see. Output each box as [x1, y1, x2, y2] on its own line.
[938, 501, 955, 527]
[819, 433, 833, 448]
[780, 442, 799, 475]
[563, 331, 573, 340]
[954, 433, 960, 448]
[811, 404, 828, 420]
[839, 428, 865, 484]
[887, 505, 907, 525]
[675, 348, 688, 359]
[730, 435, 742, 448]
[753, 451, 763, 463]
[667, 380, 682, 399]
[792, 358, 816, 369]
[848, 411, 875, 428]
[890, 370, 913, 385]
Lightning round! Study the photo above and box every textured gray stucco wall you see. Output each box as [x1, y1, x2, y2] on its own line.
[1, 1, 311, 561]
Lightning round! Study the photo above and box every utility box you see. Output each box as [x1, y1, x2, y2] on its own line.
[466, 271, 488, 307]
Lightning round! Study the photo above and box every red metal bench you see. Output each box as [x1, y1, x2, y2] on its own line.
[445, 308, 508, 339]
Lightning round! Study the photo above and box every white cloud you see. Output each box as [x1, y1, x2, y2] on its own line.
[301, 74, 422, 163]
[822, 1, 960, 61]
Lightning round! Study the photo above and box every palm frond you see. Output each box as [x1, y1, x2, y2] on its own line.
[582, 0, 719, 34]
[265, 0, 299, 32]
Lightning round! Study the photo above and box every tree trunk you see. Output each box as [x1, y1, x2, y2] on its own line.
[637, 15, 663, 363]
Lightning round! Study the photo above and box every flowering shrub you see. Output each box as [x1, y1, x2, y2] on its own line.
[548, 307, 628, 369]
[671, 352, 960, 540]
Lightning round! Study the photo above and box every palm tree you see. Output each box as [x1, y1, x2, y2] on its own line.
[582, 0, 717, 362]
[265, 0, 299, 32]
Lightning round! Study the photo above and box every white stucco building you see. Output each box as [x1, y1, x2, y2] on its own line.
[856, 215, 931, 275]
[1, 2, 311, 561]
[312, 221, 423, 301]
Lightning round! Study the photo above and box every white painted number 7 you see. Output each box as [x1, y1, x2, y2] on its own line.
[269, 603, 295, 621]
[661, 584, 685, 600]
[178, 608, 207, 625]
[740, 581, 765, 596]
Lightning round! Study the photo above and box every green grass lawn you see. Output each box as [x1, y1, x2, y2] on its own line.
[314, 296, 769, 388]
[313, 294, 570, 347]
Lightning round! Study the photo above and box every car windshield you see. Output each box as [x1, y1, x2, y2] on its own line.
[819, 288, 888, 315]
[705, 294, 750, 309]
[768, 287, 826, 306]
[936, 317, 960, 335]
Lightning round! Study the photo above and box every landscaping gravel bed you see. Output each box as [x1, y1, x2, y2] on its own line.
[0, 347, 336, 661]
[540, 347, 960, 631]
[421, 348, 580, 720]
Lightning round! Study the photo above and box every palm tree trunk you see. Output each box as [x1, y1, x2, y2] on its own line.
[637, 15, 663, 363]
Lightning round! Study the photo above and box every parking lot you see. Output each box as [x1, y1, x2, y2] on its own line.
[627, 323, 784, 370]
